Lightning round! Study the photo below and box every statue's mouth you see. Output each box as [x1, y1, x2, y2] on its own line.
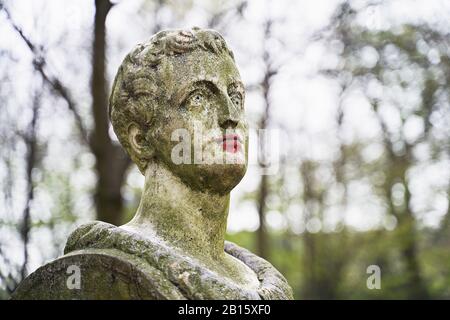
[215, 134, 242, 153]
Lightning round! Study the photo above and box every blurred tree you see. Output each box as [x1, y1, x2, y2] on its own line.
[255, 18, 277, 260]
[316, 1, 450, 299]
[0, 1, 130, 225]
[18, 88, 41, 281]
[90, 0, 130, 226]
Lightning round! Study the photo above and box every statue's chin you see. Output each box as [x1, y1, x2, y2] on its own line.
[205, 163, 247, 193]
[174, 162, 247, 195]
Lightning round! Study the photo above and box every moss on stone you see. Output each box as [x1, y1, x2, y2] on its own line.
[13, 28, 294, 300]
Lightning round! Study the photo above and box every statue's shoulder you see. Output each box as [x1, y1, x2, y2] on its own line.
[13, 221, 293, 300]
[224, 241, 294, 300]
[12, 221, 186, 300]
[64, 220, 116, 254]
[64, 222, 293, 299]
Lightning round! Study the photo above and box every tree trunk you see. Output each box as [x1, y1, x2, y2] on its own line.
[91, 0, 130, 226]
[255, 20, 275, 260]
[385, 155, 429, 299]
[399, 178, 429, 299]
[256, 174, 268, 258]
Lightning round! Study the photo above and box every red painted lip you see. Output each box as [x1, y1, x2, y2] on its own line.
[216, 134, 242, 153]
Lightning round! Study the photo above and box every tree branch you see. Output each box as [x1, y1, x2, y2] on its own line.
[1, 5, 89, 145]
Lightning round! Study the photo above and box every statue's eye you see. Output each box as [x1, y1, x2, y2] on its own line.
[187, 90, 204, 107]
[194, 94, 202, 103]
[230, 92, 243, 109]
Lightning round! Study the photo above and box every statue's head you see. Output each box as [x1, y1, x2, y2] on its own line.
[110, 27, 248, 195]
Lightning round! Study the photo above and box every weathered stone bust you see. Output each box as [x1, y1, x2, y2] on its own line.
[12, 28, 293, 300]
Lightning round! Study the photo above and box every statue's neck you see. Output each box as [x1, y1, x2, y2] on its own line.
[124, 162, 230, 261]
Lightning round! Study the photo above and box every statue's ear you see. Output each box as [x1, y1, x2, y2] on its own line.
[128, 123, 153, 159]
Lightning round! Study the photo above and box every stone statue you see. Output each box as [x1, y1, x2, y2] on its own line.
[12, 28, 293, 300]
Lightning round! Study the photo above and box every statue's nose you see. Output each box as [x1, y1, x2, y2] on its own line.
[219, 97, 239, 129]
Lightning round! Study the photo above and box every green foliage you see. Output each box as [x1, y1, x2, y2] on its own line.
[229, 228, 450, 299]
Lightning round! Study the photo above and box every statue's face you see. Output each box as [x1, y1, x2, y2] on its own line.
[144, 50, 248, 194]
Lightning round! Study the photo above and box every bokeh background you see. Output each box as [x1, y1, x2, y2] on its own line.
[1, 0, 450, 299]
